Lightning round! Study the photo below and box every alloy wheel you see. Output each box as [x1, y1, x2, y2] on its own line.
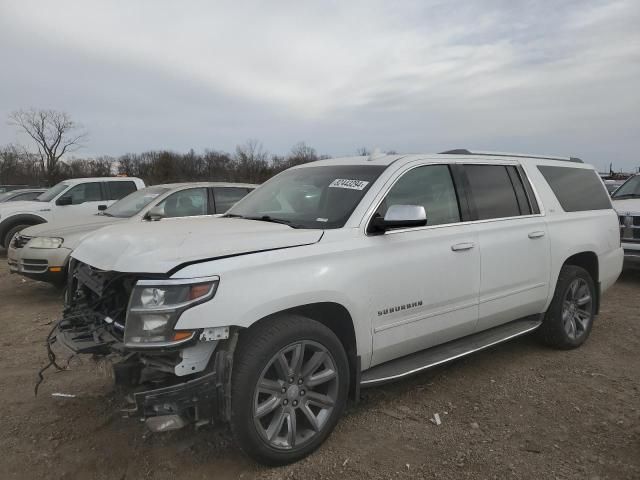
[562, 278, 593, 340]
[252, 340, 339, 450]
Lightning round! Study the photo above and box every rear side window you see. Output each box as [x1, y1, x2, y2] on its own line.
[214, 187, 252, 213]
[537, 166, 611, 212]
[464, 165, 521, 220]
[108, 181, 137, 200]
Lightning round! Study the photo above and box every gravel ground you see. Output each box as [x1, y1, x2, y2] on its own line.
[0, 250, 638, 480]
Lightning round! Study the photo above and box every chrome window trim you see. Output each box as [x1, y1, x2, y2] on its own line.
[362, 161, 545, 237]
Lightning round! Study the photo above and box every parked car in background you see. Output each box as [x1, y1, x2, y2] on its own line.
[0, 188, 47, 203]
[8, 182, 255, 285]
[0, 177, 145, 248]
[604, 179, 625, 195]
[611, 174, 640, 267]
[0, 184, 38, 193]
[55, 150, 622, 465]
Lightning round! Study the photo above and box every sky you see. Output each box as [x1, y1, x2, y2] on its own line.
[1, 0, 639, 171]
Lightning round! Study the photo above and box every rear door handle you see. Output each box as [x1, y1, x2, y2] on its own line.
[528, 231, 545, 239]
[451, 242, 475, 251]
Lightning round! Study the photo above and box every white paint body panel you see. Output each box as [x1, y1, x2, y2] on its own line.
[69, 154, 624, 372]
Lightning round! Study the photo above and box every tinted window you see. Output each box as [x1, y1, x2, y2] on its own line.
[538, 166, 611, 212]
[11, 191, 42, 201]
[612, 175, 640, 198]
[104, 186, 170, 218]
[37, 182, 70, 202]
[374, 165, 460, 227]
[155, 188, 208, 217]
[465, 165, 521, 220]
[65, 182, 103, 204]
[108, 181, 137, 200]
[214, 187, 252, 213]
[227, 165, 385, 229]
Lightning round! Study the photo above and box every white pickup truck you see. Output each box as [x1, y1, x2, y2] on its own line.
[0, 177, 145, 248]
[610, 174, 640, 267]
[51, 151, 622, 465]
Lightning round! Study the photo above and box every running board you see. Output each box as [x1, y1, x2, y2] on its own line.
[360, 315, 542, 387]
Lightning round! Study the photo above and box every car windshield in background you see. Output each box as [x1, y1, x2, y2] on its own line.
[227, 165, 386, 229]
[104, 186, 170, 218]
[611, 176, 640, 199]
[36, 182, 70, 202]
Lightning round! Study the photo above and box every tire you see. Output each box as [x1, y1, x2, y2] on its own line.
[538, 265, 596, 349]
[2, 224, 30, 249]
[230, 314, 349, 466]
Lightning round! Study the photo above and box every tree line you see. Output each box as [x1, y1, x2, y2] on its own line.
[1, 109, 342, 187]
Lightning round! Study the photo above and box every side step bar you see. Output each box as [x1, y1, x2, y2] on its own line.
[360, 315, 542, 387]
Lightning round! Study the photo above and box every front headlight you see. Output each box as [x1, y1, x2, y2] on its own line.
[124, 277, 219, 348]
[28, 237, 63, 249]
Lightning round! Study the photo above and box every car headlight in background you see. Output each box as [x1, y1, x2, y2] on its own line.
[124, 276, 219, 348]
[28, 237, 64, 249]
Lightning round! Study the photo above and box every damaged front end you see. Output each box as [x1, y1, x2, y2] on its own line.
[49, 259, 235, 432]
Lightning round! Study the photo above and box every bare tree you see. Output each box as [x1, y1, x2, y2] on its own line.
[9, 109, 87, 185]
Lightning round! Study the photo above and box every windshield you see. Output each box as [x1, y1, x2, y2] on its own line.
[612, 176, 640, 198]
[36, 182, 70, 202]
[227, 165, 386, 229]
[0, 192, 12, 201]
[104, 186, 170, 218]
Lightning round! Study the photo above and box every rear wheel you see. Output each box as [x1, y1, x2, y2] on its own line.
[231, 315, 349, 465]
[538, 265, 596, 349]
[2, 224, 30, 249]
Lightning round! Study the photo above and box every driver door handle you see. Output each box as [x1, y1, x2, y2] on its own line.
[451, 242, 475, 251]
[528, 231, 545, 239]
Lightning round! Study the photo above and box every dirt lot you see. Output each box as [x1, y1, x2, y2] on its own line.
[0, 251, 638, 480]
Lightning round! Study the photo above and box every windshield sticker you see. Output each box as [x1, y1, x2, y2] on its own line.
[329, 179, 370, 190]
[316, 217, 329, 222]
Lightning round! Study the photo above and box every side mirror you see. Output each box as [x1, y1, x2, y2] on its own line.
[97, 204, 107, 211]
[369, 205, 427, 233]
[146, 205, 165, 221]
[56, 195, 72, 206]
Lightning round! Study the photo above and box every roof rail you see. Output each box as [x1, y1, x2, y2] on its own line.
[439, 149, 583, 163]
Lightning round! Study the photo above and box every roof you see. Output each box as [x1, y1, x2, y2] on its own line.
[153, 182, 258, 189]
[302, 151, 590, 169]
[61, 177, 144, 184]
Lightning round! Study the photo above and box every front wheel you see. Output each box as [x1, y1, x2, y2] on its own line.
[538, 265, 596, 349]
[230, 315, 349, 465]
[3, 224, 30, 249]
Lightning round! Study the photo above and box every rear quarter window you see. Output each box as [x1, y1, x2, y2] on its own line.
[108, 181, 137, 200]
[537, 166, 611, 212]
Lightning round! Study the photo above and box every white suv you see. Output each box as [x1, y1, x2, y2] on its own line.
[50, 151, 622, 465]
[610, 174, 640, 267]
[0, 177, 145, 248]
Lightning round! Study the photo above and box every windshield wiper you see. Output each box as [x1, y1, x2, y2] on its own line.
[245, 215, 301, 228]
[223, 213, 245, 218]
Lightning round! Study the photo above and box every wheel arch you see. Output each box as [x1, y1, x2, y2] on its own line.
[246, 302, 360, 400]
[561, 251, 600, 313]
[0, 213, 47, 244]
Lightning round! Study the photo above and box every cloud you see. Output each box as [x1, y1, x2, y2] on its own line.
[0, 0, 638, 170]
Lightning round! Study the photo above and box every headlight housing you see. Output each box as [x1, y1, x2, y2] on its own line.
[27, 237, 64, 249]
[124, 276, 219, 348]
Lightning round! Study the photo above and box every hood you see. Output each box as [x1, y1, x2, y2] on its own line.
[71, 217, 324, 274]
[22, 215, 123, 238]
[611, 198, 640, 215]
[0, 200, 48, 215]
